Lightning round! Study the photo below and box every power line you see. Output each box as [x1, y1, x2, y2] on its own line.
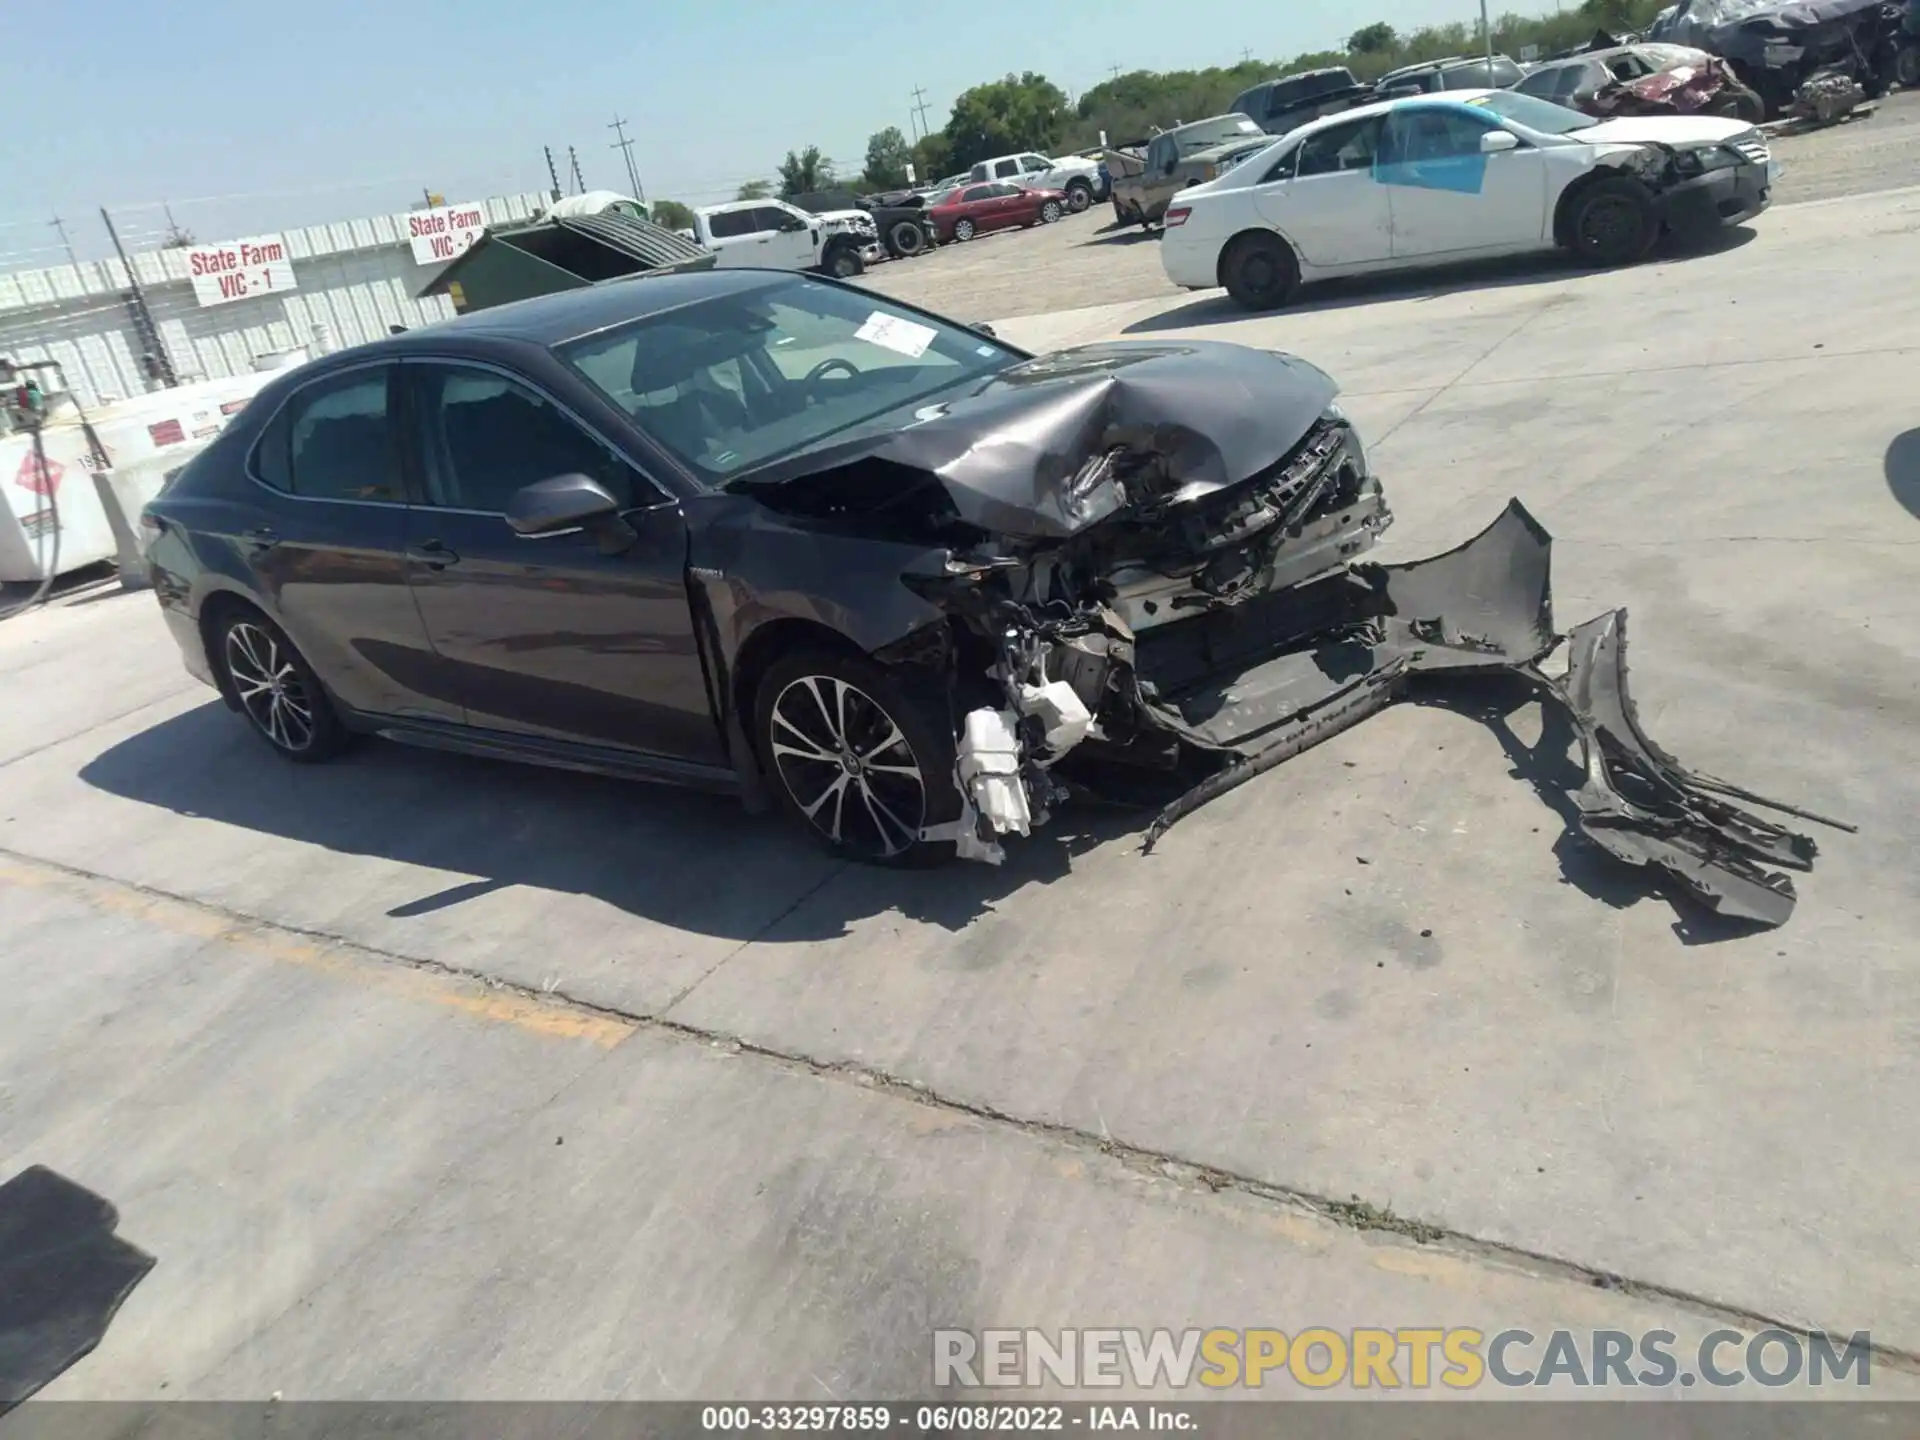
[608, 115, 646, 203]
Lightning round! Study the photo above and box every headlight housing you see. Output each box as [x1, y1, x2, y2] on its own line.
[1672, 144, 1745, 177]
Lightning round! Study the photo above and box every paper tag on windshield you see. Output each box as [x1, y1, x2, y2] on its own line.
[856, 312, 936, 359]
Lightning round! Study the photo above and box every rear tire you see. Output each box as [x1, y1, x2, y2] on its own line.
[1564, 176, 1657, 267]
[214, 608, 352, 763]
[1065, 178, 1093, 212]
[1726, 80, 1767, 122]
[887, 219, 926, 258]
[753, 648, 961, 868]
[1220, 231, 1301, 310]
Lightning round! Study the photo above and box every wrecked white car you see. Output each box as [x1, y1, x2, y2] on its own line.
[1160, 88, 1779, 310]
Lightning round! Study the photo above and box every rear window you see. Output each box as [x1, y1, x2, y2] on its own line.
[1177, 116, 1265, 153]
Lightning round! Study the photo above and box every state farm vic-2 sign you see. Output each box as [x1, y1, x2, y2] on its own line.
[185, 234, 297, 308]
[407, 202, 487, 265]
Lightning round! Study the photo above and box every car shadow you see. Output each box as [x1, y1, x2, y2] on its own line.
[78, 702, 1141, 942]
[1886, 428, 1920, 521]
[1081, 227, 1159, 247]
[1123, 225, 1759, 332]
[1408, 676, 1774, 944]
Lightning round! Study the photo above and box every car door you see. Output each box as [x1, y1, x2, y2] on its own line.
[1143, 134, 1181, 213]
[243, 361, 461, 721]
[956, 184, 996, 231]
[701, 207, 762, 267]
[1377, 105, 1550, 259]
[396, 358, 725, 767]
[986, 182, 1028, 230]
[755, 204, 819, 267]
[1252, 113, 1393, 267]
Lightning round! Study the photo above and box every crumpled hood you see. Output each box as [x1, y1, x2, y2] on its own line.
[1579, 113, 1755, 145]
[737, 340, 1340, 540]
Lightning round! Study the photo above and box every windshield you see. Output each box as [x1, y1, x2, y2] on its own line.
[556, 276, 1022, 485]
[1178, 116, 1264, 153]
[1466, 90, 1598, 134]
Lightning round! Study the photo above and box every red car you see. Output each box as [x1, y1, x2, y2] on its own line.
[927, 181, 1068, 243]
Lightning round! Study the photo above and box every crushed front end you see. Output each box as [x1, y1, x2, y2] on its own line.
[743, 340, 1838, 926]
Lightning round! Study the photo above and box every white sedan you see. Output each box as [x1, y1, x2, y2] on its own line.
[1160, 90, 1778, 310]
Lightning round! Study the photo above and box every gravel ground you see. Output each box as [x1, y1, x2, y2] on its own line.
[861, 89, 1920, 321]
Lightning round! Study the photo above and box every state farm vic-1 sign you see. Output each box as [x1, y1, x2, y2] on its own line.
[407, 202, 487, 265]
[185, 234, 297, 308]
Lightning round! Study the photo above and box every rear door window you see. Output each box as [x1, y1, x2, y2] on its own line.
[705, 208, 756, 239]
[1294, 115, 1385, 177]
[254, 366, 400, 503]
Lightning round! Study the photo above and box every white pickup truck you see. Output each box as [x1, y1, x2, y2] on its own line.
[689, 199, 880, 278]
[964, 151, 1108, 212]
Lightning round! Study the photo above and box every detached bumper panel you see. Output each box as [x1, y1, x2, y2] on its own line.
[1138, 500, 1836, 927]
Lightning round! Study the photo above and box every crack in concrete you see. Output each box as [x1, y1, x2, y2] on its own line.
[6, 841, 1918, 1374]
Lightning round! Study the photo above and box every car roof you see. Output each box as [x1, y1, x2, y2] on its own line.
[1279, 89, 1500, 137]
[389, 268, 798, 349]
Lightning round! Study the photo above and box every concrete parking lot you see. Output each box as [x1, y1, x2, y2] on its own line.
[863, 92, 1920, 322]
[3, 180, 1919, 1402]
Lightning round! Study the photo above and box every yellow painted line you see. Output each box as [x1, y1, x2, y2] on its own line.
[0, 854, 635, 1049]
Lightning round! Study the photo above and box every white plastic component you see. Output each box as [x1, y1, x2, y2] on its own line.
[956, 707, 1032, 839]
[1018, 680, 1093, 758]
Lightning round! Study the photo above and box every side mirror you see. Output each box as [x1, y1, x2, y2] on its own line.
[779, 214, 807, 232]
[1481, 130, 1521, 153]
[506, 473, 621, 537]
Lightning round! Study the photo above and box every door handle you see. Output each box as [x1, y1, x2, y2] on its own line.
[243, 525, 279, 550]
[407, 539, 460, 569]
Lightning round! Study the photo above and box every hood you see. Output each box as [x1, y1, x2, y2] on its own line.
[735, 340, 1341, 540]
[1578, 113, 1754, 144]
[816, 209, 877, 229]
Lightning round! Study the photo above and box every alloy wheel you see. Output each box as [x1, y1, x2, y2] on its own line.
[954, 219, 975, 241]
[225, 621, 316, 753]
[769, 674, 928, 860]
[1042, 201, 1062, 223]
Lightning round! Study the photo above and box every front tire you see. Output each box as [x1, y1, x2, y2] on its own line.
[1040, 199, 1064, 224]
[216, 609, 350, 762]
[823, 241, 865, 278]
[754, 649, 961, 867]
[1565, 176, 1657, 267]
[1220, 232, 1300, 310]
[1065, 179, 1093, 212]
[952, 218, 976, 242]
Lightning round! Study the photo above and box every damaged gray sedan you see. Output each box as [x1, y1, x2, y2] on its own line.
[144, 269, 1836, 927]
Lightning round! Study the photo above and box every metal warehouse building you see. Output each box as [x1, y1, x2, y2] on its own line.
[0, 191, 552, 408]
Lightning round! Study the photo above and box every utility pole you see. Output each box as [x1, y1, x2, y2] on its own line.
[1481, 0, 1495, 70]
[568, 145, 585, 194]
[608, 115, 646, 202]
[1108, 64, 1122, 80]
[544, 145, 563, 201]
[50, 216, 75, 265]
[1240, 48, 1252, 62]
[910, 86, 933, 141]
[99, 207, 176, 388]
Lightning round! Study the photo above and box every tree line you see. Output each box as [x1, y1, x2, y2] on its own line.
[648, 0, 1666, 225]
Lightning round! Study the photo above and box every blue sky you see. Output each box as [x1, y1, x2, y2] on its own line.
[4, 0, 1499, 264]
